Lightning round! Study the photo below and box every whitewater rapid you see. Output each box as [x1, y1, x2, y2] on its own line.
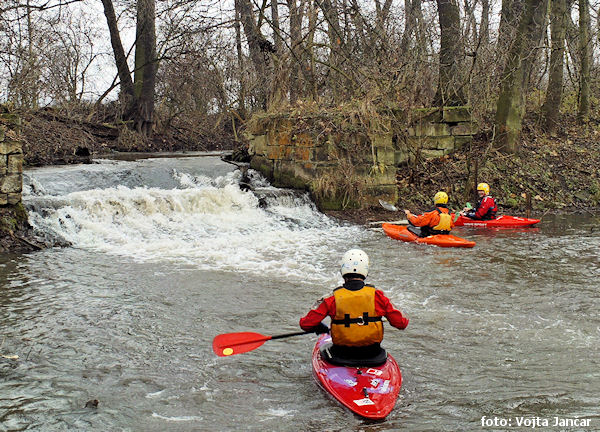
[22, 156, 366, 283]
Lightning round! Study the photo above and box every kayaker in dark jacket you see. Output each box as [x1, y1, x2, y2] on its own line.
[461, 182, 498, 220]
[299, 249, 408, 361]
[404, 191, 454, 237]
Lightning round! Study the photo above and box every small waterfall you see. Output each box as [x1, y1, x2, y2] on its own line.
[22, 157, 366, 282]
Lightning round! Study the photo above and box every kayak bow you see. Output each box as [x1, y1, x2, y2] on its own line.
[312, 335, 402, 420]
[453, 214, 540, 228]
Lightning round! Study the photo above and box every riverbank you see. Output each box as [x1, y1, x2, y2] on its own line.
[20, 108, 237, 167]
[329, 116, 600, 225]
[9, 109, 600, 239]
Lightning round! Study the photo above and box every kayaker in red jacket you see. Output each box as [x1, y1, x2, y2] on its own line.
[299, 249, 408, 361]
[403, 191, 454, 237]
[461, 182, 498, 220]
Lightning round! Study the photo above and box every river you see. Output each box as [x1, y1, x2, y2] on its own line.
[0, 154, 598, 431]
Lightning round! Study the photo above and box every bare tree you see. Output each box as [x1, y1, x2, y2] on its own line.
[577, 0, 590, 122]
[434, 0, 466, 106]
[542, 0, 568, 131]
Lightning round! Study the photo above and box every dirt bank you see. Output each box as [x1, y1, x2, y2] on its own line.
[20, 108, 238, 167]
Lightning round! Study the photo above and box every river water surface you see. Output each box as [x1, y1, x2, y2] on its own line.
[0, 155, 598, 431]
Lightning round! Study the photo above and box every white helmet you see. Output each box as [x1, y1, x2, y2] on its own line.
[340, 249, 369, 278]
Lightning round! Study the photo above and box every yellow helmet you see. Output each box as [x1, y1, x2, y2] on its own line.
[434, 191, 448, 205]
[477, 183, 490, 195]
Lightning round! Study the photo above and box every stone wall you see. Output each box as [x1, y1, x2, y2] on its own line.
[0, 109, 23, 206]
[398, 106, 474, 164]
[247, 106, 474, 210]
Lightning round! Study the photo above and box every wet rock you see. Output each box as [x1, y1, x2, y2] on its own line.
[85, 399, 99, 408]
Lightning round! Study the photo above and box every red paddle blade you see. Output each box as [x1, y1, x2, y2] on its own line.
[212, 332, 272, 357]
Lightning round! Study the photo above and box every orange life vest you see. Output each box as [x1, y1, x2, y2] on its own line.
[432, 207, 452, 233]
[331, 285, 383, 347]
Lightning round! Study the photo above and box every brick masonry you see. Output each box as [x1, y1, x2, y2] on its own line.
[0, 110, 23, 206]
[247, 107, 474, 210]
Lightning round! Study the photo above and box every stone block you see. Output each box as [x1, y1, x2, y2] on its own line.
[276, 132, 291, 147]
[0, 139, 22, 155]
[250, 155, 274, 177]
[369, 131, 393, 149]
[249, 134, 268, 156]
[0, 155, 6, 175]
[413, 108, 443, 123]
[442, 106, 471, 123]
[412, 122, 451, 137]
[0, 125, 5, 141]
[267, 145, 284, 160]
[7, 154, 22, 174]
[395, 150, 411, 165]
[450, 122, 476, 136]
[279, 145, 293, 161]
[376, 147, 396, 165]
[7, 193, 21, 205]
[454, 136, 472, 150]
[420, 149, 446, 159]
[0, 174, 22, 193]
[314, 145, 332, 161]
[0, 193, 6, 205]
[296, 133, 315, 147]
[273, 160, 311, 189]
[0, 113, 21, 127]
[435, 136, 456, 151]
[294, 146, 311, 161]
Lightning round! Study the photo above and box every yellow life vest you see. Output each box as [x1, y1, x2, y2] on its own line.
[331, 285, 383, 347]
[432, 208, 452, 232]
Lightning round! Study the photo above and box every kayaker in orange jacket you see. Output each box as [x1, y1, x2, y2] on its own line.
[404, 191, 454, 237]
[299, 249, 409, 361]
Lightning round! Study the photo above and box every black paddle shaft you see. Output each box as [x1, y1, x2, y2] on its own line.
[270, 331, 312, 340]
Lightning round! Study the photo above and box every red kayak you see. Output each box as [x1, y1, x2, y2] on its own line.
[453, 214, 540, 227]
[312, 334, 402, 419]
[382, 223, 475, 248]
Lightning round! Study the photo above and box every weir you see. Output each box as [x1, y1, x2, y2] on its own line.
[247, 106, 475, 210]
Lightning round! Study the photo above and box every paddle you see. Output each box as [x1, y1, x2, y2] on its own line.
[212, 331, 311, 357]
[380, 199, 463, 222]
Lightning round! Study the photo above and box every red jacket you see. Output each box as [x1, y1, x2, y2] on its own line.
[473, 196, 498, 220]
[300, 282, 409, 332]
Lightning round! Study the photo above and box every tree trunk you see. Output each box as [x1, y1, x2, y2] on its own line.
[542, 0, 567, 131]
[494, 0, 546, 153]
[271, 0, 282, 53]
[287, 0, 302, 104]
[235, 0, 274, 109]
[577, 0, 590, 122]
[481, 0, 490, 46]
[320, 0, 343, 101]
[134, 0, 157, 136]
[100, 0, 135, 107]
[434, 0, 466, 106]
[496, 0, 521, 74]
[234, 6, 247, 117]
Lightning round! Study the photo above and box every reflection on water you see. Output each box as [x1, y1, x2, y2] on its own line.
[0, 156, 598, 431]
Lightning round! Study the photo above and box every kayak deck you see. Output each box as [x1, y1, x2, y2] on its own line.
[453, 214, 540, 227]
[312, 335, 401, 420]
[381, 223, 475, 248]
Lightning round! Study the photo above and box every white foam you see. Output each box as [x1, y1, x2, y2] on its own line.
[151, 413, 202, 422]
[24, 165, 365, 283]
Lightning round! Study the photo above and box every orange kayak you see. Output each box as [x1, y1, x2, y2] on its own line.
[382, 223, 476, 248]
